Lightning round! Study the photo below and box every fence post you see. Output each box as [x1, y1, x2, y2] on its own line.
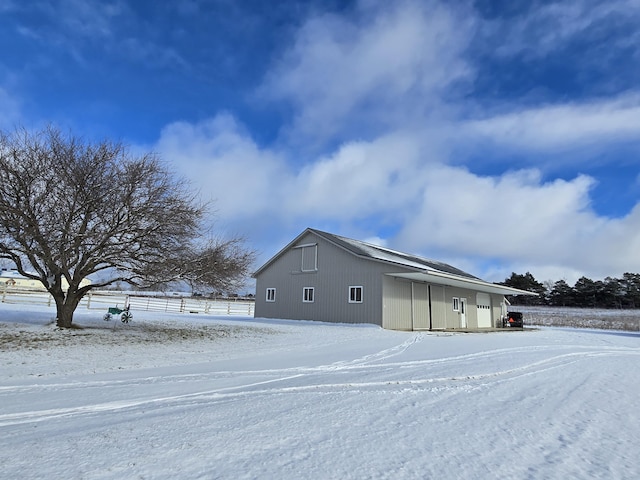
[86, 292, 91, 309]
[1, 283, 5, 303]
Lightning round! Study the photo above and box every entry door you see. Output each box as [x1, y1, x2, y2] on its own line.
[460, 298, 467, 328]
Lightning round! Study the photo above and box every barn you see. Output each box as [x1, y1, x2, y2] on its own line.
[253, 228, 536, 331]
[0, 269, 91, 291]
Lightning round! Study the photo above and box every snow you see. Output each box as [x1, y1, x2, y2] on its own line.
[515, 305, 640, 332]
[1, 304, 639, 479]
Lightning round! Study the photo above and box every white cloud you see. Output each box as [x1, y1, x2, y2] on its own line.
[156, 114, 292, 221]
[485, 0, 640, 60]
[259, 0, 473, 144]
[362, 236, 388, 247]
[156, 113, 640, 282]
[289, 132, 425, 219]
[158, 116, 427, 224]
[464, 93, 640, 153]
[395, 165, 640, 281]
[395, 166, 598, 258]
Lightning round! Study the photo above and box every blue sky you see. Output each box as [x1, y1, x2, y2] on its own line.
[2, 0, 640, 288]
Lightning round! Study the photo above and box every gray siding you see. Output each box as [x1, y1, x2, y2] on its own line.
[381, 280, 442, 330]
[412, 283, 430, 330]
[441, 286, 477, 329]
[256, 231, 408, 326]
[381, 277, 412, 330]
[430, 284, 447, 329]
[255, 230, 508, 330]
[491, 294, 505, 328]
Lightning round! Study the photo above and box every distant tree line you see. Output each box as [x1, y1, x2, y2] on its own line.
[499, 272, 640, 309]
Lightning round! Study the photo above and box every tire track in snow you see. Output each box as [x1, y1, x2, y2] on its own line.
[1, 348, 638, 427]
[322, 332, 424, 369]
[0, 335, 426, 426]
[0, 333, 426, 394]
[0, 339, 636, 395]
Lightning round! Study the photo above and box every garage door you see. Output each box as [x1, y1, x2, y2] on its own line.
[476, 293, 492, 328]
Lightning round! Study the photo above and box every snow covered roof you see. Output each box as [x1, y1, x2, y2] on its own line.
[0, 269, 32, 279]
[310, 229, 480, 280]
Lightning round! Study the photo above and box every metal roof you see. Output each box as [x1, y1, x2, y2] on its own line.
[309, 229, 480, 279]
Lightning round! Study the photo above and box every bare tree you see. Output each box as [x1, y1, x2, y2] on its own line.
[177, 237, 256, 295]
[0, 126, 254, 328]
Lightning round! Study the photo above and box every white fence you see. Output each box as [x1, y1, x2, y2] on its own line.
[0, 287, 254, 317]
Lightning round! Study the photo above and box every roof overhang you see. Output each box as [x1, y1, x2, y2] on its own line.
[386, 270, 538, 296]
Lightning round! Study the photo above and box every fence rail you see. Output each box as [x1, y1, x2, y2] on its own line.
[0, 287, 254, 317]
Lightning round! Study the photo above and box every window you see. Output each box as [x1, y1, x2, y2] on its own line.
[266, 288, 276, 302]
[452, 297, 460, 312]
[349, 286, 363, 303]
[303, 287, 315, 303]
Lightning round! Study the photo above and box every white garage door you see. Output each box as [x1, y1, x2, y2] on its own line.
[476, 293, 492, 328]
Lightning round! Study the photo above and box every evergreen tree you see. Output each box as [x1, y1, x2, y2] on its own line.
[548, 279, 574, 307]
[573, 277, 598, 307]
[620, 273, 640, 308]
[500, 272, 546, 305]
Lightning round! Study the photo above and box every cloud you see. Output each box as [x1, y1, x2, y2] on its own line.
[157, 115, 424, 223]
[482, 0, 640, 60]
[290, 132, 426, 219]
[9, 1, 191, 72]
[4, 0, 130, 68]
[156, 112, 640, 283]
[56, 0, 125, 39]
[394, 164, 640, 281]
[17, 0, 126, 42]
[259, 0, 473, 145]
[395, 167, 597, 258]
[464, 93, 640, 153]
[156, 114, 295, 226]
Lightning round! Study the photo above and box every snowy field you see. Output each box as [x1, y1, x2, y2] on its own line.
[1, 304, 639, 479]
[514, 305, 640, 332]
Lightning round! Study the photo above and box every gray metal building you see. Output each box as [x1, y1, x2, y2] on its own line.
[253, 228, 535, 330]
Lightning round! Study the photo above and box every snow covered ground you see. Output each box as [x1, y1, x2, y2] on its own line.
[1, 304, 639, 479]
[515, 305, 640, 332]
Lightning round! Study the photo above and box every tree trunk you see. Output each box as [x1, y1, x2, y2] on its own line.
[56, 303, 75, 328]
[54, 292, 83, 328]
